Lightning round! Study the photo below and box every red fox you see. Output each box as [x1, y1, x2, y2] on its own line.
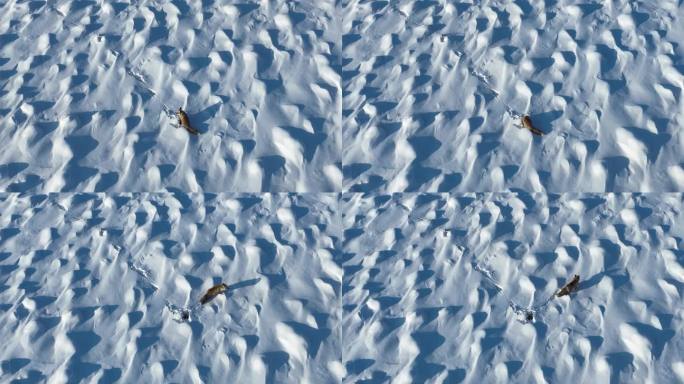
[556, 275, 580, 297]
[522, 115, 544, 136]
[177, 107, 199, 135]
[200, 283, 228, 305]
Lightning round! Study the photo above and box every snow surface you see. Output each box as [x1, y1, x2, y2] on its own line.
[343, 0, 684, 192]
[0, 193, 342, 382]
[1, 193, 683, 383]
[2, 0, 684, 383]
[341, 193, 684, 383]
[0, 0, 341, 192]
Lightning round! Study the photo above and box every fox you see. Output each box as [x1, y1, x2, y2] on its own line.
[177, 107, 200, 135]
[521, 115, 544, 136]
[556, 275, 580, 297]
[200, 283, 229, 305]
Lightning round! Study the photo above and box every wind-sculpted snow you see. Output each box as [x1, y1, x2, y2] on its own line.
[2, 192, 684, 382]
[0, 193, 342, 382]
[0, 0, 341, 192]
[4, 0, 684, 383]
[341, 193, 684, 383]
[343, 0, 684, 192]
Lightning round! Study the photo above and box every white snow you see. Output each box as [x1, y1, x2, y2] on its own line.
[0, 0, 341, 192]
[341, 193, 684, 383]
[1, 0, 684, 383]
[0, 193, 341, 382]
[343, 0, 684, 192]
